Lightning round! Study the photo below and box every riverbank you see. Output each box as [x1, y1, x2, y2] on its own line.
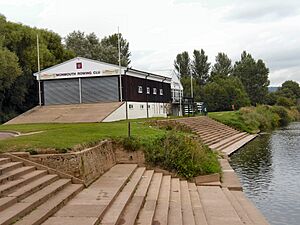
[230, 122, 300, 225]
[209, 105, 300, 134]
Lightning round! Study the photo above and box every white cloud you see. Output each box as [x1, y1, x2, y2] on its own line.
[0, 0, 299, 85]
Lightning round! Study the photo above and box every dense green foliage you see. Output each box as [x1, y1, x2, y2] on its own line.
[144, 132, 220, 178]
[202, 76, 250, 111]
[65, 31, 131, 66]
[232, 51, 270, 105]
[191, 49, 211, 85]
[210, 52, 232, 80]
[209, 105, 300, 133]
[0, 15, 75, 123]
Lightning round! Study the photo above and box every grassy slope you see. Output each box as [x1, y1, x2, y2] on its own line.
[0, 121, 166, 153]
[208, 111, 257, 134]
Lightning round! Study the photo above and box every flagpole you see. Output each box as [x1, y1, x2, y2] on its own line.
[118, 27, 123, 102]
[37, 34, 41, 106]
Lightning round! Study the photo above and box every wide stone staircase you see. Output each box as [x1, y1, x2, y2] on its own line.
[41, 164, 269, 225]
[176, 116, 257, 156]
[0, 156, 84, 225]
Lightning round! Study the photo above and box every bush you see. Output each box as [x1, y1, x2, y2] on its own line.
[144, 132, 221, 179]
[121, 136, 142, 152]
[276, 96, 294, 108]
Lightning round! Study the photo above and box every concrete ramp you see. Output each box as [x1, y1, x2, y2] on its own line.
[5, 102, 123, 124]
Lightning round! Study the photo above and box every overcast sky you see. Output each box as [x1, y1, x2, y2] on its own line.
[1, 0, 300, 86]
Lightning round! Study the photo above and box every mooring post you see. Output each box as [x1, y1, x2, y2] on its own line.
[128, 121, 131, 137]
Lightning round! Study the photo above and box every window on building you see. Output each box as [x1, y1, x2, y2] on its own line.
[153, 88, 157, 95]
[129, 104, 133, 109]
[147, 87, 150, 94]
[138, 86, 143, 94]
[140, 104, 144, 109]
[159, 89, 163, 95]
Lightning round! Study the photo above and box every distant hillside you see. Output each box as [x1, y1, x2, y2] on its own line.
[268, 86, 279, 93]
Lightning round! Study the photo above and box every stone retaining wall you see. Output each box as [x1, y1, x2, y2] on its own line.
[26, 140, 145, 186]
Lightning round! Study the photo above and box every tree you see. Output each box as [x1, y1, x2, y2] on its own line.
[174, 51, 191, 77]
[278, 80, 300, 100]
[65, 31, 131, 66]
[0, 47, 22, 122]
[210, 52, 232, 80]
[232, 51, 269, 105]
[0, 16, 74, 122]
[202, 76, 250, 111]
[191, 49, 210, 85]
[101, 33, 131, 66]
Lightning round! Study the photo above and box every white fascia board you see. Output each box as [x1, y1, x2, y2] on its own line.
[125, 71, 171, 83]
[34, 57, 126, 80]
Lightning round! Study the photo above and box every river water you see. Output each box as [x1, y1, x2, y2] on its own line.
[230, 122, 300, 225]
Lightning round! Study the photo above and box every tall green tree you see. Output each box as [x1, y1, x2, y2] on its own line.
[202, 76, 250, 111]
[278, 80, 300, 100]
[174, 51, 191, 77]
[65, 31, 131, 66]
[210, 52, 232, 80]
[232, 51, 269, 105]
[101, 33, 131, 66]
[0, 15, 74, 122]
[191, 49, 210, 85]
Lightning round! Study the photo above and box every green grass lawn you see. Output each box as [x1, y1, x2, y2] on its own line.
[0, 120, 167, 153]
[208, 111, 257, 134]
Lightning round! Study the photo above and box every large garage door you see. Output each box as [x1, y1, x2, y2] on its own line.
[44, 79, 80, 105]
[81, 77, 119, 103]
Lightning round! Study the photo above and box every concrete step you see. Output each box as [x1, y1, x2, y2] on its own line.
[118, 170, 154, 225]
[0, 159, 10, 166]
[219, 159, 242, 191]
[197, 186, 243, 225]
[230, 190, 270, 225]
[14, 183, 84, 225]
[0, 162, 23, 175]
[180, 181, 195, 225]
[168, 178, 182, 225]
[6, 174, 59, 201]
[210, 133, 247, 150]
[203, 131, 239, 145]
[0, 170, 47, 197]
[136, 173, 163, 225]
[0, 179, 71, 225]
[222, 188, 254, 225]
[100, 167, 146, 225]
[221, 135, 257, 156]
[45, 164, 137, 225]
[216, 133, 249, 151]
[0, 166, 36, 185]
[188, 183, 208, 225]
[153, 175, 171, 225]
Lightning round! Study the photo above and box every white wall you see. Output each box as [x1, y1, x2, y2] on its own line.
[103, 101, 168, 122]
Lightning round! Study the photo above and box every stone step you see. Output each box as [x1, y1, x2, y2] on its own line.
[180, 181, 195, 225]
[219, 159, 242, 191]
[188, 183, 208, 225]
[100, 167, 146, 225]
[0, 170, 47, 197]
[216, 133, 249, 151]
[210, 133, 248, 150]
[222, 188, 254, 225]
[230, 190, 270, 225]
[136, 173, 163, 225]
[14, 183, 84, 225]
[0, 162, 23, 175]
[0, 179, 71, 225]
[203, 131, 239, 145]
[153, 175, 171, 225]
[6, 174, 59, 201]
[197, 186, 243, 225]
[45, 164, 137, 225]
[118, 170, 154, 225]
[0, 159, 10, 166]
[0, 166, 36, 185]
[221, 135, 257, 156]
[168, 178, 182, 225]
